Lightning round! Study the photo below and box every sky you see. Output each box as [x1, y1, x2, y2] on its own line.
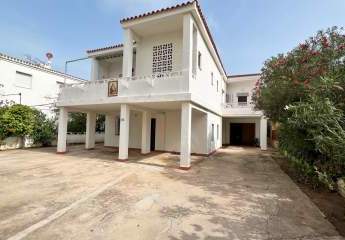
[1, 0, 345, 79]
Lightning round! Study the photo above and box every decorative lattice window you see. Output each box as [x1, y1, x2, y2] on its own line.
[152, 43, 173, 73]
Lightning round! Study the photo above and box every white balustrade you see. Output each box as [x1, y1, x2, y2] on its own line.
[57, 71, 185, 104]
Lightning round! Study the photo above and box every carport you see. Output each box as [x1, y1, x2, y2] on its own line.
[222, 116, 267, 150]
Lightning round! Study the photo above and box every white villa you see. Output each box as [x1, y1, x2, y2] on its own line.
[0, 52, 84, 114]
[56, 1, 267, 169]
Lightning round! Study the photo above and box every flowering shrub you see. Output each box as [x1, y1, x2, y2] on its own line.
[253, 27, 345, 189]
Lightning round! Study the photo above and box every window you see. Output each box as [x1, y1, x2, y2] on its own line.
[152, 43, 173, 73]
[198, 51, 202, 70]
[217, 80, 219, 92]
[211, 124, 214, 141]
[237, 96, 248, 106]
[211, 72, 214, 85]
[15, 71, 32, 89]
[116, 116, 120, 135]
[217, 124, 219, 140]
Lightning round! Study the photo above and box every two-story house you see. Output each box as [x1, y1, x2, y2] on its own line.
[56, 1, 267, 169]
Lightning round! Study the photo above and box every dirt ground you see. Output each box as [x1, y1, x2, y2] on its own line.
[0, 145, 343, 240]
[272, 151, 345, 237]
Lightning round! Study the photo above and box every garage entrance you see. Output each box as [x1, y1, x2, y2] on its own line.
[230, 123, 255, 146]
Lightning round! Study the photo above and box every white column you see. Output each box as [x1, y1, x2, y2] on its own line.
[141, 111, 151, 154]
[180, 102, 192, 169]
[104, 113, 116, 147]
[260, 116, 268, 150]
[182, 13, 194, 91]
[85, 112, 96, 149]
[122, 28, 134, 78]
[90, 58, 99, 81]
[118, 104, 130, 160]
[57, 107, 68, 153]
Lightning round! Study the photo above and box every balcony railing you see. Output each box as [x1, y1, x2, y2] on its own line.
[57, 71, 186, 104]
[223, 102, 252, 108]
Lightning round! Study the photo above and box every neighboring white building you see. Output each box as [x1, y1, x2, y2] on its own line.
[56, 1, 267, 169]
[0, 53, 85, 115]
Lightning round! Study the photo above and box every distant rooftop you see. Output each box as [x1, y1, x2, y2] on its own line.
[0, 52, 85, 81]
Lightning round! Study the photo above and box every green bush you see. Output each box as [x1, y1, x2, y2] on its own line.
[68, 112, 86, 133]
[253, 26, 345, 189]
[0, 104, 56, 146]
[0, 104, 35, 139]
[67, 112, 105, 133]
[31, 110, 56, 146]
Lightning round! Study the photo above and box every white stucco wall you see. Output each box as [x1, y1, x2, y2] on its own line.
[98, 56, 123, 79]
[103, 108, 209, 155]
[0, 56, 83, 115]
[103, 110, 143, 149]
[151, 113, 166, 151]
[190, 24, 225, 113]
[135, 31, 183, 76]
[227, 78, 257, 105]
[207, 111, 222, 152]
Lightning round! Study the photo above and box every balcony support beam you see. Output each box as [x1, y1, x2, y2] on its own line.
[57, 107, 68, 153]
[180, 102, 192, 169]
[85, 112, 97, 149]
[182, 13, 194, 91]
[141, 111, 151, 155]
[90, 58, 99, 81]
[118, 104, 130, 160]
[260, 116, 267, 150]
[122, 28, 134, 78]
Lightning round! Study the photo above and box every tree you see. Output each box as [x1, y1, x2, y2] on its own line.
[253, 27, 345, 188]
[253, 26, 345, 122]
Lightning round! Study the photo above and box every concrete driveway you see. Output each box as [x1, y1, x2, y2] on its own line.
[0, 145, 342, 240]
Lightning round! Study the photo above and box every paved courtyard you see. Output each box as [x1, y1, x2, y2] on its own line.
[0, 145, 343, 240]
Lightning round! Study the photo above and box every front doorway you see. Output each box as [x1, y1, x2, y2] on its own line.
[150, 118, 156, 151]
[230, 123, 255, 146]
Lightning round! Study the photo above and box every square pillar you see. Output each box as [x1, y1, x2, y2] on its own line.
[141, 111, 151, 154]
[180, 102, 192, 169]
[118, 104, 130, 160]
[57, 107, 68, 153]
[260, 116, 267, 150]
[90, 58, 99, 81]
[85, 112, 96, 149]
[182, 13, 194, 91]
[104, 113, 116, 147]
[122, 28, 134, 78]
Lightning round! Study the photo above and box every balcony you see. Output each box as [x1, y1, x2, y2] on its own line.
[222, 102, 263, 117]
[57, 71, 188, 106]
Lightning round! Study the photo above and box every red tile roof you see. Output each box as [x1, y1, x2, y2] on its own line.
[86, 43, 124, 54]
[120, 1, 195, 23]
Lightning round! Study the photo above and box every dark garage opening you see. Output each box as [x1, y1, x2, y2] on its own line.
[230, 123, 255, 146]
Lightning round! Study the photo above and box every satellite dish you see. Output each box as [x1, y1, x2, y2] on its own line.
[46, 52, 53, 60]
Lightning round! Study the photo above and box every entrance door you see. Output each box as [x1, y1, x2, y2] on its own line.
[230, 123, 255, 146]
[230, 123, 242, 145]
[150, 118, 156, 151]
